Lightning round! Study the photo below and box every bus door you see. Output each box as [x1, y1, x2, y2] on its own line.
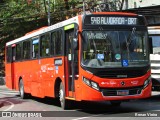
[65, 25, 78, 98]
[11, 44, 16, 89]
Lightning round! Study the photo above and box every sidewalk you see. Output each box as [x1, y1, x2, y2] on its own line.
[0, 77, 6, 108]
[0, 85, 5, 108]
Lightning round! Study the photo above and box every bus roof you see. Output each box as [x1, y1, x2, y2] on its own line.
[6, 16, 79, 46]
[25, 26, 48, 36]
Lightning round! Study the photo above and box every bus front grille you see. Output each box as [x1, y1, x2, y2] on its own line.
[94, 69, 148, 78]
[101, 86, 143, 96]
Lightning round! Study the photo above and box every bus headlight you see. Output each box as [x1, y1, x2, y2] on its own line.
[91, 81, 99, 91]
[143, 76, 151, 89]
[83, 77, 99, 91]
[83, 77, 91, 86]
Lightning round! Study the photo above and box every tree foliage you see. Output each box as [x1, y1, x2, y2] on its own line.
[0, 0, 47, 49]
[0, 0, 125, 50]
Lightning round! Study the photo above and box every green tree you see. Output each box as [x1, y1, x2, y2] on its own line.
[0, 0, 47, 49]
[0, 0, 125, 50]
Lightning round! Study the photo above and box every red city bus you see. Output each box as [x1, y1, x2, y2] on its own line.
[5, 12, 152, 109]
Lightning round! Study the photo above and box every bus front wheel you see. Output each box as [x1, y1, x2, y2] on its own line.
[59, 82, 70, 109]
[19, 79, 27, 99]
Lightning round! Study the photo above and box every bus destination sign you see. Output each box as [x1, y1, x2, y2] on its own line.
[84, 16, 138, 25]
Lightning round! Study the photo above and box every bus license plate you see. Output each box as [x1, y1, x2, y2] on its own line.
[117, 90, 129, 96]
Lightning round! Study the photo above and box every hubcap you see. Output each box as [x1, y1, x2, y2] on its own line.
[59, 89, 63, 103]
[20, 82, 23, 96]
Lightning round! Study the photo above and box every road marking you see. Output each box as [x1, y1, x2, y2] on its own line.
[0, 99, 15, 111]
[72, 114, 104, 120]
[3, 101, 14, 111]
[72, 117, 92, 120]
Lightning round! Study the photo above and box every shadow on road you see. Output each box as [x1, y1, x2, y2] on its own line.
[22, 92, 160, 115]
[0, 96, 26, 108]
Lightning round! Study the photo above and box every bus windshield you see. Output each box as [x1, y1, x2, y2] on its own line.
[82, 30, 149, 68]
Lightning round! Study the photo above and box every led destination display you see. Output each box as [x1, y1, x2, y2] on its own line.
[91, 17, 137, 25]
[84, 15, 145, 26]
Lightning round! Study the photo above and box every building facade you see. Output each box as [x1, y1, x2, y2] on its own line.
[122, 0, 160, 25]
[126, 0, 160, 9]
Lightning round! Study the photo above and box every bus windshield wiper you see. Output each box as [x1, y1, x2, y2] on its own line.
[127, 27, 136, 45]
[126, 27, 136, 60]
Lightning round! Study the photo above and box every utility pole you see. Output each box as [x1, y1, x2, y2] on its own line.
[125, 0, 128, 9]
[47, 0, 51, 26]
[83, 0, 86, 14]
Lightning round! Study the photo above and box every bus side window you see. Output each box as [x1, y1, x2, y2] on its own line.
[16, 43, 22, 61]
[6, 46, 12, 63]
[40, 34, 50, 57]
[32, 38, 39, 59]
[23, 40, 31, 59]
[51, 30, 62, 56]
[51, 32, 56, 55]
[55, 31, 62, 55]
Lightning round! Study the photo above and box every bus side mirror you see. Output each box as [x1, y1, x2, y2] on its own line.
[73, 38, 78, 50]
[73, 29, 79, 50]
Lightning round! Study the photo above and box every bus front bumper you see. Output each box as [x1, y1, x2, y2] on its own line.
[81, 82, 152, 101]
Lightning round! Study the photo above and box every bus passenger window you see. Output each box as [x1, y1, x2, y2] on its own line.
[55, 31, 62, 55]
[16, 43, 22, 61]
[40, 34, 50, 57]
[23, 40, 31, 59]
[51, 32, 56, 55]
[6, 46, 12, 63]
[32, 38, 39, 59]
[51, 30, 62, 56]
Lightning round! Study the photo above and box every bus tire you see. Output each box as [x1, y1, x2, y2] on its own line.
[59, 82, 70, 110]
[19, 79, 27, 99]
[110, 101, 121, 106]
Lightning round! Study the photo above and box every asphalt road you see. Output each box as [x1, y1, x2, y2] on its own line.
[0, 85, 160, 120]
